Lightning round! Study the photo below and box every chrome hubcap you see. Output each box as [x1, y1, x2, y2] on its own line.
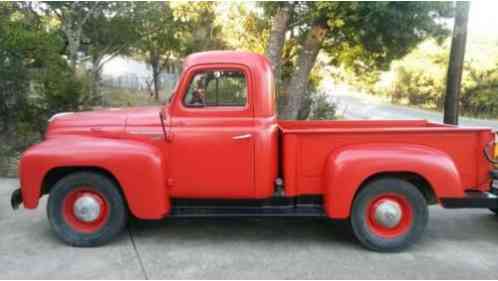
[73, 195, 101, 222]
[374, 200, 402, 228]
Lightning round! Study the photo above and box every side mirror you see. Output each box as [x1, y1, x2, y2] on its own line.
[159, 111, 171, 142]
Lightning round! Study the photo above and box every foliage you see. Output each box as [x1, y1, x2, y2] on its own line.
[316, 2, 453, 74]
[261, 1, 454, 119]
[0, 3, 88, 176]
[132, 2, 225, 101]
[370, 39, 498, 118]
[0, 3, 84, 139]
[24, 59, 87, 136]
[220, 2, 269, 53]
[82, 2, 141, 100]
[42, 2, 103, 68]
[460, 63, 498, 118]
[172, 2, 225, 53]
[0, 3, 30, 137]
[308, 92, 338, 120]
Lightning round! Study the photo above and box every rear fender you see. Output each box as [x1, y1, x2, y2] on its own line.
[323, 143, 463, 219]
[19, 136, 170, 219]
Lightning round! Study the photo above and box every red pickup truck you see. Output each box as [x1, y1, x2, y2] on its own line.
[12, 51, 498, 251]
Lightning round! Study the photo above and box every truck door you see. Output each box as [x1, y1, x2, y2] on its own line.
[169, 66, 255, 198]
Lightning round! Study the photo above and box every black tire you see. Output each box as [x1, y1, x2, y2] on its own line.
[47, 172, 127, 247]
[350, 177, 428, 252]
[490, 208, 498, 215]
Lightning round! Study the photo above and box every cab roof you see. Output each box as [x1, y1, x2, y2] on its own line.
[180, 50, 276, 118]
[183, 51, 271, 70]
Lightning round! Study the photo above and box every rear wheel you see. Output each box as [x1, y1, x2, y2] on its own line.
[350, 177, 428, 252]
[489, 208, 498, 215]
[47, 172, 127, 247]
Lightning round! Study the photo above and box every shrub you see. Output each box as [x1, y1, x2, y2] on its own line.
[373, 39, 498, 119]
[308, 92, 338, 120]
[461, 64, 498, 118]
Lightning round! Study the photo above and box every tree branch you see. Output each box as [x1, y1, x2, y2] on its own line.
[81, 2, 100, 26]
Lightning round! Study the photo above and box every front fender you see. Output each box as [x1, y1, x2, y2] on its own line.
[323, 143, 463, 219]
[19, 136, 170, 219]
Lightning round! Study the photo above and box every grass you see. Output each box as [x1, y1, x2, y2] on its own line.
[100, 87, 161, 108]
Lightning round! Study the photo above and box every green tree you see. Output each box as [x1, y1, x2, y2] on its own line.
[132, 2, 181, 101]
[0, 2, 86, 148]
[82, 2, 141, 102]
[43, 2, 103, 70]
[134, 2, 225, 101]
[172, 2, 225, 54]
[218, 2, 269, 53]
[263, 2, 453, 119]
[375, 38, 498, 119]
[0, 3, 30, 138]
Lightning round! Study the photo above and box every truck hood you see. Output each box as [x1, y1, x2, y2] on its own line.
[46, 106, 164, 136]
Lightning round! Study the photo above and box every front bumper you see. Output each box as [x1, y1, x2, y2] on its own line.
[10, 188, 22, 210]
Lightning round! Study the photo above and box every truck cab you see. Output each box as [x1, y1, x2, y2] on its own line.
[13, 51, 498, 252]
[162, 51, 278, 199]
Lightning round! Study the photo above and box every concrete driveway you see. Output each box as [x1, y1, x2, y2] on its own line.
[2, 177, 498, 279]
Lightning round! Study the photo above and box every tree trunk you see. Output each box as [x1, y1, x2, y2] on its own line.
[61, 22, 81, 70]
[265, 4, 290, 81]
[57, 3, 100, 70]
[443, 1, 470, 125]
[150, 51, 161, 101]
[280, 24, 327, 120]
[90, 56, 103, 105]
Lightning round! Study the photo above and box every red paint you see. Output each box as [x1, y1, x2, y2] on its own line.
[62, 188, 109, 233]
[18, 51, 495, 220]
[365, 193, 413, 238]
[281, 121, 494, 218]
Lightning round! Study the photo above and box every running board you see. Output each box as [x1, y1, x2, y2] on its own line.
[169, 197, 325, 218]
[441, 191, 498, 209]
[169, 205, 325, 218]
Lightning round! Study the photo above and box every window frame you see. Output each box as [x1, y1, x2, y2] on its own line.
[182, 69, 248, 108]
[173, 63, 254, 118]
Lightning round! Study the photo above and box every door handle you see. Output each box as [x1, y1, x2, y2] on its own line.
[232, 133, 252, 140]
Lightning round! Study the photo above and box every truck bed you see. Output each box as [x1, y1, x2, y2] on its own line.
[278, 119, 494, 196]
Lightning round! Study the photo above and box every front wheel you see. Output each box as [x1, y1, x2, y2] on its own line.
[47, 172, 128, 247]
[350, 177, 428, 252]
[490, 208, 498, 215]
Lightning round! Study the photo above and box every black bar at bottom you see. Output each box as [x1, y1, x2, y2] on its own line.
[170, 206, 326, 218]
[441, 192, 498, 209]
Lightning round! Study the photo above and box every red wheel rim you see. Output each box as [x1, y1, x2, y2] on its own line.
[62, 187, 110, 233]
[365, 193, 413, 238]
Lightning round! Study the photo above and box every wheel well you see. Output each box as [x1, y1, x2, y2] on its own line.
[42, 166, 124, 198]
[358, 172, 437, 204]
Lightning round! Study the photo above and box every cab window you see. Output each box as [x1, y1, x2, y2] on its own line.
[183, 70, 247, 107]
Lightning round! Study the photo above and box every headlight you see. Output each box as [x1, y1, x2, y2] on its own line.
[48, 112, 74, 122]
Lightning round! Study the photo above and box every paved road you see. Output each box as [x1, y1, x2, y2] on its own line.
[328, 87, 498, 130]
[2, 178, 498, 279]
